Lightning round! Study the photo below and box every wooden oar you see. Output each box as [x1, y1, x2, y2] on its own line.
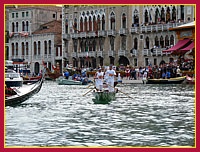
[107, 83, 133, 99]
[82, 88, 94, 96]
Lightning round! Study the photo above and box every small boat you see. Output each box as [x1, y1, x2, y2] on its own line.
[146, 76, 186, 84]
[45, 67, 62, 80]
[5, 69, 23, 88]
[56, 76, 85, 85]
[5, 77, 44, 107]
[186, 75, 195, 85]
[22, 75, 42, 84]
[92, 91, 117, 104]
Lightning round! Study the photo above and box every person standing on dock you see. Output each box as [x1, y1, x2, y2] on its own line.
[105, 65, 116, 92]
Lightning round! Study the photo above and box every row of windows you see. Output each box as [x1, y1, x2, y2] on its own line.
[11, 21, 29, 32]
[12, 11, 29, 18]
[70, 34, 175, 53]
[66, 7, 185, 33]
[11, 40, 52, 56]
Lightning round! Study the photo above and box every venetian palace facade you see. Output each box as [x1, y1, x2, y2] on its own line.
[62, 5, 195, 69]
[6, 5, 195, 74]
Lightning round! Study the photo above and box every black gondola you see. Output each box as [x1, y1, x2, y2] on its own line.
[5, 76, 44, 107]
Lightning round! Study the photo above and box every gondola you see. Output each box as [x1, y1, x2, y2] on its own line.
[5, 75, 44, 107]
[146, 76, 186, 84]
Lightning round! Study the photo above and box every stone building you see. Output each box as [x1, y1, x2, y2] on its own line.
[7, 5, 62, 74]
[61, 5, 195, 69]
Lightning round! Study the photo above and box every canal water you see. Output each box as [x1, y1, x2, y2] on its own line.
[5, 80, 195, 147]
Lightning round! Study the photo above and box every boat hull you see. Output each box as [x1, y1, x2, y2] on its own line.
[92, 91, 116, 104]
[5, 78, 43, 107]
[146, 76, 186, 84]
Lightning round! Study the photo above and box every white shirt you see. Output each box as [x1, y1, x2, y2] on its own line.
[105, 69, 116, 82]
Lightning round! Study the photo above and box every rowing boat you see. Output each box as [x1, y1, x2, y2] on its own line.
[146, 76, 186, 84]
[92, 91, 117, 104]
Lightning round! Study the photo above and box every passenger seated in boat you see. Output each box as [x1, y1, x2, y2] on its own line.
[166, 71, 171, 79]
[94, 68, 104, 92]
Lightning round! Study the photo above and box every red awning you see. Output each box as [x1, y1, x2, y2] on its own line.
[180, 41, 194, 52]
[162, 39, 191, 53]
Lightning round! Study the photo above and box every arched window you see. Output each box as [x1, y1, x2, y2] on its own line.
[22, 21, 25, 31]
[38, 41, 41, 55]
[74, 18, 78, 33]
[110, 36, 114, 50]
[34, 42, 37, 55]
[22, 42, 25, 55]
[160, 36, 164, 48]
[122, 13, 126, 28]
[134, 38, 138, 50]
[155, 8, 160, 23]
[161, 7, 165, 22]
[16, 22, 18, 32]
[144, 10, 148, 23]
[85, 40, 88, 52]
[89, 39, 93, 51]
[165, 35, 169, 47]
[170, 35, 174, 46]
[155, 36, 159, 47]
[48, 40, 51, 54]
[44, 41, 47, 54]
[97, 15, 101, 31]
[110, 12, 115, 30]
[172, 6, 176, 21]
[73, 39, 77, 52]
[65, 18, 68, 33]
[121, 36, 126, 50]
[133, 9, 139, 25]
[93, 16, 97, 31]
[12, 22, 15, 32]
[102, 15, 105, 30]
[89, 16, 92, 31]
[12, 43, 14, 55]
[166, 7, 170, 23]
[146, 37, 149, 49]
[26, 42, 28, 55]
[80, 17, 83, 32]
[92, 39, 96, 51]
[84, 17, 88, 32]
[26, 21, 29, 31]
[80, 40, 84, 52]
[180, 5, 184, 20]
[16, 43, 18, 56]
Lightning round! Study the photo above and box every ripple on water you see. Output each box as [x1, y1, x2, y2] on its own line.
[5, 81, 195, 147]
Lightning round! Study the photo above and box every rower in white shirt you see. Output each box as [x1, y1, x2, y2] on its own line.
[105, 65, 116, 92]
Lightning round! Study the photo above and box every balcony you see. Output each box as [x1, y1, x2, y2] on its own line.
[62, 33, 70, 40]
[130, 27, 139, 34]
[107, 30, 117, 36]
[87, 31, 97, 37]
[108, 50, 115, 57]
[98, 30, 107, 37]
[142, 49, 151, 56]
[97, 51, 103, 57]
[71, 52, 77, 58]
[78, 52, 84, 58]
[88, 51, 96, 57]
[150, 48, 165, 56]
[131, 49, 137, 56]
[119, 28, 128, 35]
[71, 33, 79, 39]
[118, 50, 129, 57]
[79, 32, 87, 38]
